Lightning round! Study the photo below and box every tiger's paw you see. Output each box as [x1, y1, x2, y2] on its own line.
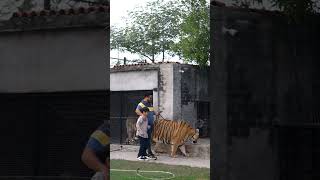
[171, 155, 178, 158]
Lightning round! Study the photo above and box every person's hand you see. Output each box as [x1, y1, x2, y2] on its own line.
[101, 167, 109, 180]
[99, 163, 109, 180]
[156, 111, 162, 116]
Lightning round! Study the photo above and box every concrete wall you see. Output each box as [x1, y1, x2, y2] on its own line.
[158, 63, 210, 123]
[0, 28, 108, 92]
[160, 64, 209, 126]
[158, 64, 174, 119]
[110, 70, 158, 91]
[211, 5, 279, 180]
[211, 4, 320, 180]
[172, 64, 182, 120]
[180, 65, 210, 127]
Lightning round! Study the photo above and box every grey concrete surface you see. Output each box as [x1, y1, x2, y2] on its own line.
[110, 139, 210, 168]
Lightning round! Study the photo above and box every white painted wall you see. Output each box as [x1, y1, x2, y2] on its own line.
[110, 70, 158, 91]
[111, 69, 160, 115]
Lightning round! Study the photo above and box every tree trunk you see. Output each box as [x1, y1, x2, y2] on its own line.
[162, 45, 165, 62]
[152, 42, 155, 63]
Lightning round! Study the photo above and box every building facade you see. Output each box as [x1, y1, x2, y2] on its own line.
[110, 62, 210, 143]
[0, 6, 109, 177]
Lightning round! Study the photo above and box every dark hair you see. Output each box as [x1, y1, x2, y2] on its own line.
[140, 107, 149, 113]
[144, 93, 152, 98]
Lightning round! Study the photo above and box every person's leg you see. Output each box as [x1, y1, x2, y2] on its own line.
[147, 127, 154, 155]
[141, 137, 148, 157]
[146, 137, 151, 155]
[138, 136, 144, 157]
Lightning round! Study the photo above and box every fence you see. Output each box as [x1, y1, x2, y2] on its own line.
[110, 90, 152, 144]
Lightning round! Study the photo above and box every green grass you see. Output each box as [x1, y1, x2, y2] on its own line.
[110, 160, 210, 180]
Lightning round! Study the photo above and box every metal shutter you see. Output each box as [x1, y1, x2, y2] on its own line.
[110, 90, 152, 144]
[0, 91, 109, 177]
[0, 94, 37, 176]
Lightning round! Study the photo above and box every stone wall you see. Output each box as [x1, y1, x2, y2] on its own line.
[180, 65, 209, 128]
[211, 3, 320, 180]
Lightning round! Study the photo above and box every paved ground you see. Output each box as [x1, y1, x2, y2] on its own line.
[110, 144, 210, 168]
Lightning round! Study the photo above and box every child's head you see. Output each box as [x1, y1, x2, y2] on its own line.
[140, 107, 149, 116]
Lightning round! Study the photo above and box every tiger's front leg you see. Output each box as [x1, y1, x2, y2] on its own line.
[179, 145, 189, 157]
[170, 144, 178, 158]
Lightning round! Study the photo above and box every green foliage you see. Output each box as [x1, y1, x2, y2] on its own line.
[18, 0, 35, 12]
[111, 0, 210, 65]
[172, 0, 210, 67]
[111, 0, 181, 63]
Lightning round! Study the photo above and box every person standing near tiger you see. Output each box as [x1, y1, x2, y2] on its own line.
[82, 122, 110, 180]
[135, 93, 158, 160]
[136, 107, 150, 160]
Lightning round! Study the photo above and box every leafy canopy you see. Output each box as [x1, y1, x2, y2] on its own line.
[111, 0, 210, 66]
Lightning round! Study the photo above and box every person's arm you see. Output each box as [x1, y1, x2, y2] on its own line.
[81, 147, 106, 173]
[82, 126, 110, 180]
[154, 108, 162, 116]
[135, 108, 143, 116]
[135, 103, 143, 116]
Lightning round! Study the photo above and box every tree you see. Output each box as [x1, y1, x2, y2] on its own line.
[0, 0, 29, 20]
[172, 0, 210, 66]
[111, 0, 210, 65]
[110, 0, 182, 63]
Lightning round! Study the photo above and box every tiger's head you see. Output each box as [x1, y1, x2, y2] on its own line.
[190, 128, 200, 144]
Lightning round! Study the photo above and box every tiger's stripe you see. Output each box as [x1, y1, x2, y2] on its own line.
[152, 119, 198, 145]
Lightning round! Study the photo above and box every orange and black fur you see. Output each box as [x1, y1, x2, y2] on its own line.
[152, 119, 199, 157]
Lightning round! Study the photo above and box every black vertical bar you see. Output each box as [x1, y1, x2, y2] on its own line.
[44, 0, 51, 10]
[33, 95, 40, 176]
[119, 92, 123, 144]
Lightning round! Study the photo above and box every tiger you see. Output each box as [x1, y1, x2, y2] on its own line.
[152, 118, 200, 158]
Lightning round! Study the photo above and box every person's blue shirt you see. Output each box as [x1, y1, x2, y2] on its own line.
[136, 100, 155, 126]
[86, 122, 110, 163]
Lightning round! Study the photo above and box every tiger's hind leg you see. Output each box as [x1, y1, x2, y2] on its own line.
[179, 145, 189, 157]
[170, 144, 178, 158]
